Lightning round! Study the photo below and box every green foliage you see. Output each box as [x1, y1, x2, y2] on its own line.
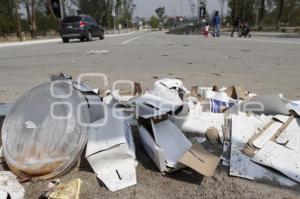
[79, 0, 135, 29]
[149, 15, 159, 29]
[0, 0, 14, 35]
[155, 7, 165, 22]
[36, 12, 59, 34]
[227, 0, 300, 27]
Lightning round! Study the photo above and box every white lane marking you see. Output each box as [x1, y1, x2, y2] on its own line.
[0, 31, 137, 48]
[221, 37, 300, 45]
[121, 33, 148, 45]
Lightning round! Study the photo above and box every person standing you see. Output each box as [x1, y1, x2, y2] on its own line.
[204, 23, 210, 38]
[213, 11, 221, 37]
[231, 16, 241, 37]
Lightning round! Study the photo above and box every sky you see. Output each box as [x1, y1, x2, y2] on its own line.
[133, 0, 229, 18]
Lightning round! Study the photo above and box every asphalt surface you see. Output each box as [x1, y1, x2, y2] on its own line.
[1, 31, 300, 198]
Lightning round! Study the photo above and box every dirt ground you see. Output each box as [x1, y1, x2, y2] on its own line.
[1, 32, 300, 198]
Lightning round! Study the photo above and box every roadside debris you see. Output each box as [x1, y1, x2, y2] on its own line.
[0, 171, 25, 199]
[85, 50, 110, 55]
[0, 74, 299, 197]
[48, 179, 81, 199]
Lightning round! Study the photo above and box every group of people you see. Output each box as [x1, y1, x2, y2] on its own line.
[203, 11, 221, 38]
[203, 11, 251, 38]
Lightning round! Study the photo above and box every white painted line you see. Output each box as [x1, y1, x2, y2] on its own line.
[121, 34, 147, 45]
[0, 31, 138, 48]
[221, 37, 300, 45]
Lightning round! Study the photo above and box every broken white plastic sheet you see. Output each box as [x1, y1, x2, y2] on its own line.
[230, 114, 297, 186]
[85, 108, 137, 192]
[252, 141, 300, 183]
[0, 171, 25, 199]
[131, 93, 182, 114]
[174, 102, 225, 141]
[249, 116, 300, 183]
[138, 119, 192, 172]
[152, 78, 189, 94]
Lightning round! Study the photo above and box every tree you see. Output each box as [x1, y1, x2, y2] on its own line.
[155, 7, 165, 23]
[0, 0, 14, 37]
[13, 0, 23, 41]
[149, 15, 159, 29]
[258, 0, 265, 30]
[227, 0, 256, 25]
[277, 0, 284, 28]
[21, 0, 37, 38]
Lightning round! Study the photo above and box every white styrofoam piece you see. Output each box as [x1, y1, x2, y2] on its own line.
[230, 115, 297, 186]
[252, 141, 300, 183]
[152, 120, 192, 167]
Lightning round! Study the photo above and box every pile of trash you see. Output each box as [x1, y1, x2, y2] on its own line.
[0, 73, 300, 198]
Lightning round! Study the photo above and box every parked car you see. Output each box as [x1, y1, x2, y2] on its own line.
[60, 15, 105, 43]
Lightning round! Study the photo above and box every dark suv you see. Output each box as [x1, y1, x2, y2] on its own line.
[60, 15, 105, 43]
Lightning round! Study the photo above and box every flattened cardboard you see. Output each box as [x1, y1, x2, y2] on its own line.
[179, 142, 220, 177]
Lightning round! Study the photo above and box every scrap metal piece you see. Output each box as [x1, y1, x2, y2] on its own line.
[1, 82, 90, 180]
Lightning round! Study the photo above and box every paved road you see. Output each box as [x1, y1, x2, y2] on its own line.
[1, 31, 300, 102]
[0, 31, 300, 198]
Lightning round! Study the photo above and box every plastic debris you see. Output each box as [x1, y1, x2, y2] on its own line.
[0, 171, 25, 199]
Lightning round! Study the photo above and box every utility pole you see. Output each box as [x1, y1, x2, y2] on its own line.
[219, 0, 225, 27]
[198, 0, 206, 26]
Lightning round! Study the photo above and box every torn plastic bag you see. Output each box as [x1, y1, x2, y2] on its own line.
[85, 107, 137, 192]
[1, 82, 90, 180]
